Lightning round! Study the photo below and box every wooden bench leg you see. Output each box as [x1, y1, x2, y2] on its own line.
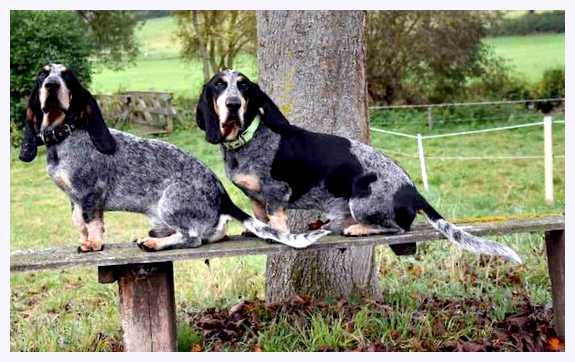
[390, 243, 417, 256]
[99, 262, 177, 351]
[545, 230, 565, 340]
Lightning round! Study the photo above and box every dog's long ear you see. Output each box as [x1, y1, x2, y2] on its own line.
[250, 83, 291, 134]
[19, 85, 42, 162]
[196, 85, 222, 144]
[82, 92, 117, 154]
[68, 74, 116, 155]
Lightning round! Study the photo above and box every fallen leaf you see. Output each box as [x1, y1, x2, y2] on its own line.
[389, 330, 400, 340]
[547, 336, 564, 352]
[432, 318, 447, 336]
[456, 341, 486, 352]
[190, 344, 203, 352]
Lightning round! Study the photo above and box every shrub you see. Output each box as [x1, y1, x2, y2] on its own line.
[535, 68, 565, 99]
[367, 11, 501, 105]
[10, 11, 93, 147]
[466, 61, 533, 102]
[172, 96, 198, 130]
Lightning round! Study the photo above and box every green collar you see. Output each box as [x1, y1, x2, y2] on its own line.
[222, 116, 261, 151]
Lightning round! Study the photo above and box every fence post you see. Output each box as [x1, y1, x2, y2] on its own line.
[417, 134, 429, 192]
[544, 115, 554, 204]
[427, 107, 433, 130]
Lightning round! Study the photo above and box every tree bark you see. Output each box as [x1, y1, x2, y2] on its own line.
[257, 10, 380, 303]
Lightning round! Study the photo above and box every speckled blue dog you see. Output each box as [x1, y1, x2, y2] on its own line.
[19, 64, 329, 252]
[196, 70, 521, 263]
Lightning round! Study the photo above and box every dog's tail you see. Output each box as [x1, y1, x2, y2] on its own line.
[221, 194, 330, 248]
[417, 196, 522, 264]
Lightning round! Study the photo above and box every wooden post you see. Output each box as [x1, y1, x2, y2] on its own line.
[543, 116, 554, 204]
[98, 262, 177, 352]
[427, 107, 433, 130]
[545, 230, 565, 340]
[417, 133, 429, 192]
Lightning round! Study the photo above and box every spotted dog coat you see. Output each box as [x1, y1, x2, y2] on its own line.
[196, 70, 522, 263]
[19, 64, 329, 252]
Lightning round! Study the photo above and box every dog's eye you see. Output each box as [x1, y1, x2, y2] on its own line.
[214, 80, 226, 88]
[237, 81, 248, 90]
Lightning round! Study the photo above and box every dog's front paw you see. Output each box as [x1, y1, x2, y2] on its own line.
[136, 238, 159, 252]
[78, 245, 91, 253]
[77, 240, 105, 253]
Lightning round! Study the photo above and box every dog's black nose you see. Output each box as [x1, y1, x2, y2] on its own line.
[226, 97, 241, 111]
[44, 78, 60, 90]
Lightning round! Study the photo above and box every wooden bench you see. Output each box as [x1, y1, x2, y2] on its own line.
[10, 216, 565, 351]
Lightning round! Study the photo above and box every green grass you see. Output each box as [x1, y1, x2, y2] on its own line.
[135, 16, 181, 59]
[483, 33, 565, 82]
[91, 55, 257, 98]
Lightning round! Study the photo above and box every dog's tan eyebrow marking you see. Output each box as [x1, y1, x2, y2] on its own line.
[44, 65, 50, 71]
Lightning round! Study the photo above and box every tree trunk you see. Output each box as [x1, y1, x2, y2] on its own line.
[257, 10, 380, 303]
[191, 11, 211, 83]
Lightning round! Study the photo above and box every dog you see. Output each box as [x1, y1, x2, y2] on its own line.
[195, 69, 522, 263]
[18, 64, 329, 252]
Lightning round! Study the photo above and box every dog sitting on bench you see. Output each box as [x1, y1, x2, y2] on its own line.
[195, 69, 521, 263]
[19, 64, 329, 252]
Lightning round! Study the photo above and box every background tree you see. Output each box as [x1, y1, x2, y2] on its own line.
[10, 11, 93, 146]
[76, 10, 141, 69]
[367, 11, 500, 104]
[173, 11, 256, 82]
[257, 10, 381, 303]
[10, 10, 139, 146]
[487, 10, 565, 36]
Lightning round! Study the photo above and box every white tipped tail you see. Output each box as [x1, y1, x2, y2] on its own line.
[243, 218, 331, 248]
[426, 217, 522, 264]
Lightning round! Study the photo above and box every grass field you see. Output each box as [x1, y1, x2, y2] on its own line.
[10, 15, 566, 351]
[483, 33, 565, 83]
